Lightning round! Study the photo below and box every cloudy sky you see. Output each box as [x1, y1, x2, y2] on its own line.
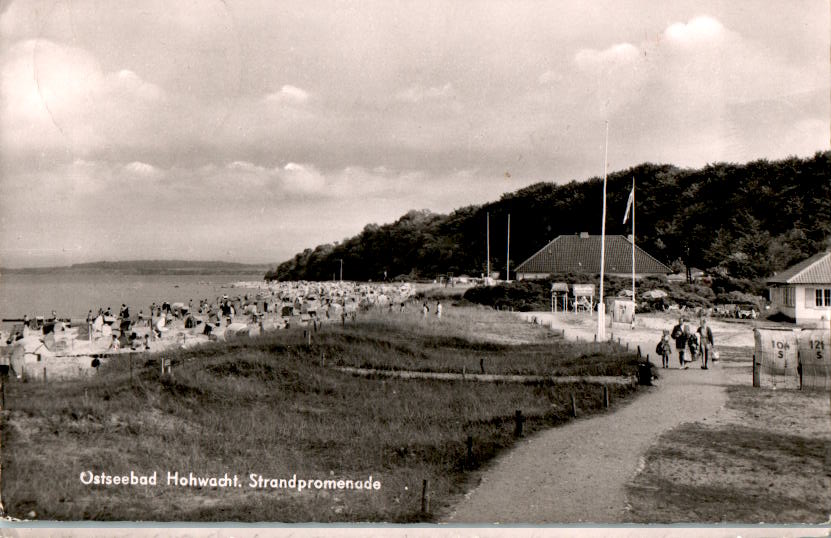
[1, 0, 828, 268]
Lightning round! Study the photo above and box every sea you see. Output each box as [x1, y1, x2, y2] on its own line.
[0, 272, 265, 324]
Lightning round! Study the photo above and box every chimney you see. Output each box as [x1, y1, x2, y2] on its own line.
[579, 232, 589, 238]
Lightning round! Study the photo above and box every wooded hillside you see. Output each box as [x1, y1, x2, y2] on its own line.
[266, 151, 830, 284]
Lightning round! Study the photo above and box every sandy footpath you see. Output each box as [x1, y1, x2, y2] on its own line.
[443, 312, 750, 523]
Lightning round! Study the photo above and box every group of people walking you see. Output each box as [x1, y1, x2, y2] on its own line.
[656, 317, 715, 369]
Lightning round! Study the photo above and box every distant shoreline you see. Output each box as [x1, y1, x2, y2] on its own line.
[0, 260, 272, 276]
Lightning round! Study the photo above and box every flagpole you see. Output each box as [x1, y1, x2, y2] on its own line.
[486, 211, 490, 283]
[506, 213, 510, 282]
[631, 176, 636, 326]
[597, 121, 609, 340]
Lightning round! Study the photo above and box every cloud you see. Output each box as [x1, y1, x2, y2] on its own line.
[123, 161, 161, 177]
[1, 39, 167, 160]
[265, 84, 310, 105]
[395, 83, 455, 103]
[574, 42, 640, 71]
[279, 162, 326, 194]
[663, 15, 727, 47]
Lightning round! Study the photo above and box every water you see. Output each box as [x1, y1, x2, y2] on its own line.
[0, 272, 264, 322]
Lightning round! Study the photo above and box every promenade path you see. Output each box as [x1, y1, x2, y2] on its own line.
[443, 312, 753, 523]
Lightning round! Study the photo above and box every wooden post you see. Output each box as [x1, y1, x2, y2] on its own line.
[603, 385, 610, 409]
[514, 409, 524, 437]
[479, 358, 485, 374]
[421, 479, 429, 513]
[307, 330, 311, 347]
[571, 393, 577, 417]
[466, 435, 473, 469]
[637, 345, 642, 357]
[43, 367, 47, 384]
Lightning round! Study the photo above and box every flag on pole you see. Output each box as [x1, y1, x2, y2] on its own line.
[622, 186, 634, 224]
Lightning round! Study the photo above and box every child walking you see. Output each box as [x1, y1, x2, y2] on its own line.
[656, 330, 672, 368]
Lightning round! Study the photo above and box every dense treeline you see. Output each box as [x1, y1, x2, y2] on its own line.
[266, 151, 831, 283]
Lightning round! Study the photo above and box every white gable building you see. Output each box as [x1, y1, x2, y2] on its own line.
[767, 250, 831, 327]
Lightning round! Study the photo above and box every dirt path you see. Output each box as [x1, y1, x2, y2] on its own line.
[336, 366, 635, 385]
[443, 312, 740, 524]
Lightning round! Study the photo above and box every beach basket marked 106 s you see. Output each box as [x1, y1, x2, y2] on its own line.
[753, 328, 800, 389]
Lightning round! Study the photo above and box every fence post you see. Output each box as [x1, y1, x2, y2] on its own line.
[421, 479, 429, 514]
[603, 385, 610, 409]
[637, 345, 642, 357]
[43, 367, 47, 384]
[514, 409, 524, 437]
[571, 393, 577, 417]
[479, 358, 485, 374]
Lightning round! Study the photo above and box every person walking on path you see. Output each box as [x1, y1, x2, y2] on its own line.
[670, 318, 688, 368]
[698, 318, 714, 369]
[656, 329, 672, 368]
[687, 326, 700, 367]
[422, 302, 429, 319]
[436, 301, 443, 320]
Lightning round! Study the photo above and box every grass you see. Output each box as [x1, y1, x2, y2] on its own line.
[625, 384, 831, 523]
[325, 306, 641, 377]
[1, 306, 640, 522]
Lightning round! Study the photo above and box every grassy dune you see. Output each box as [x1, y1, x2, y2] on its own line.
[2, 307, 640, 522]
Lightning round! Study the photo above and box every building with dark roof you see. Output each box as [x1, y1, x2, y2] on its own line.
[767, 250, 831, 326]
[514, 232, 671, 280]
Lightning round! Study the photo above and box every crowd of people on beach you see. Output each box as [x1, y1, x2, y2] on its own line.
[3, 281, 433, 352]
[656, 317, 716, 370]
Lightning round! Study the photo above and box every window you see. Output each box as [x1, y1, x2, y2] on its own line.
[817, 288, 831, 307]
[784, 287, 795, 307]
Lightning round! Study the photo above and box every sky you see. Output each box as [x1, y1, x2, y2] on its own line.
[0, 0, 828, 268]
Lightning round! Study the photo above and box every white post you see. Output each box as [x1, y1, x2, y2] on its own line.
[631, 176, 636, 326]
[486, 212, 490, 281]
[506, 213, 511, 282]
[597, 121, 609, 340]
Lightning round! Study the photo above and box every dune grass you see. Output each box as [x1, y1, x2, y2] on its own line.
[2, 306, 640, 522]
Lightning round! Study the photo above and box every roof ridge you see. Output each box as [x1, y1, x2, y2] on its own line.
[787, 251, 831, 283]
[623, 235, 671, 271]
[515, 234, 670, 274]
[514, 235, 560, 272]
